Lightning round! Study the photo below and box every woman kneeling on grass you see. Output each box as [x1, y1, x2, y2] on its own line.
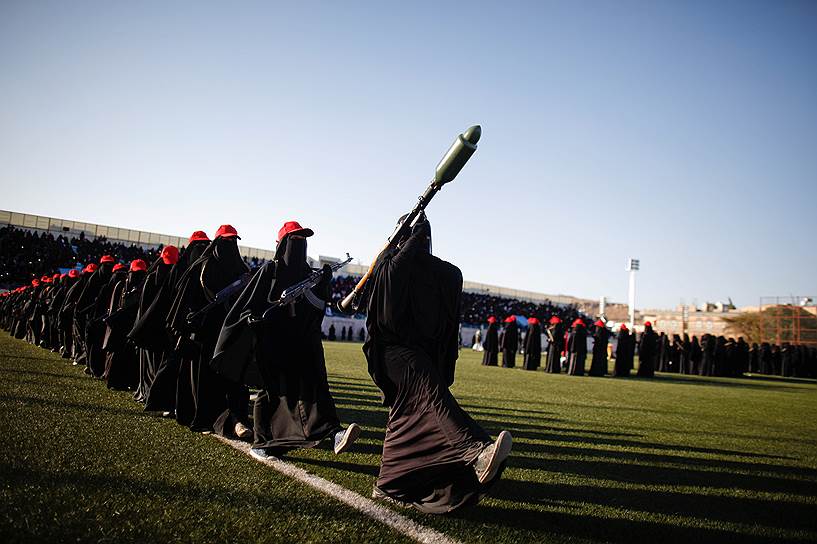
[363, 215, 512, 514]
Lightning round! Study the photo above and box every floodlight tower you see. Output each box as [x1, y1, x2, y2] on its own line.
[626, 258, 640, 330]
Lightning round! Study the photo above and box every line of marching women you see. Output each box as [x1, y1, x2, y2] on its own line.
[0, 218, 512, 514]
[480, 318, 817, 379]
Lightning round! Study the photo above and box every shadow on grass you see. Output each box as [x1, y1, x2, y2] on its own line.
[488, 478, 817, 532]
[503, 429, 794, 460]
[648, 374, 810, 392]
[513, 442, 817, 488]
[454, 500, 809, 544]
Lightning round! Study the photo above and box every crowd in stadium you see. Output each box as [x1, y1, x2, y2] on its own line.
[0, 226, 267, 290]
[460, 291, 585, 327]
[3, 225, 587, 327]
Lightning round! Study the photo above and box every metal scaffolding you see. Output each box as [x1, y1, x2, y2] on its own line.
[758, 296, 817, 347]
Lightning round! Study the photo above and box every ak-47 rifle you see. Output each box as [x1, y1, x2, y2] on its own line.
[186, 272, 252, 325]
[247, 254, 353, 323]
[335, 125, 481, 314]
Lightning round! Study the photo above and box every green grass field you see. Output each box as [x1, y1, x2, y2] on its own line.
[1, 334, 816, 543]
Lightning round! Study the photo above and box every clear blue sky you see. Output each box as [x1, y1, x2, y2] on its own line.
[1, 0, 815, 309]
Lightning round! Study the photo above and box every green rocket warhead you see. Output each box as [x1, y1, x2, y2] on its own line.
[433, 125, 481, 187]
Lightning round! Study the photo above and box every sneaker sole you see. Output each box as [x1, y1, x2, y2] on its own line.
[249, 449, 271, 462]
[478, 431, 513, 484]
[334, 423, 361, 454]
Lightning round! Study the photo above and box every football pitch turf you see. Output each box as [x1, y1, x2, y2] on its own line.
[1, 333, 816, 543]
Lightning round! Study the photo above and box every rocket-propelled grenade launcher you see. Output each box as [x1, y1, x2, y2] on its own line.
[336, 125, 481, 314]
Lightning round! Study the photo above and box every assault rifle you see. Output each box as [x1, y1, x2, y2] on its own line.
[247, 254, 352, 323]
[186, 272, 252, 325]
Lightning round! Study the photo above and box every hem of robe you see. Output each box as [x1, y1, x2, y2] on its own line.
[250, 427, 338, 456]
[376, 460, 507, 514]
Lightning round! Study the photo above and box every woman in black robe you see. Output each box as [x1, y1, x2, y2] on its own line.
[523, 317, 541, 371]
[25, 279, 44, 346]
[545, 316, 564, 373]
[690, 336, 703, 374]
[677, 333, 691, 374]
[713, 336, 727, 376]
[667, 334, 681, 373]
[362, 216, 511, 514]
[701, 333, 715, 375]
[56, 270, 80, 357]
[129, 247, 178, 404]
[636, 322, 657, 377]
[212, 221, 359, 457]
[103, 262, 144, 390]
[770, 343, 781, 375]
[501, 317, 518, 368]
[167, 225, 251, 437]
[748, 341, 759, 373]
[481, 316, 499, 366]
[759, 342, 772, 374]
[67, 267, 93, 363]
[141, 233, 211, 419]
[613, 324, 631, 376]
[588, 320, 608, 376]
[567, 319, 587, 376]
[76, 257, 116, 377]
[781, 343, 793, 377]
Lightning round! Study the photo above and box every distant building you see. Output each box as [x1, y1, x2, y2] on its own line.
[641, 305, 737, 337]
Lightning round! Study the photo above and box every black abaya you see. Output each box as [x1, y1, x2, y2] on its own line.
[363, 221, 500, 513]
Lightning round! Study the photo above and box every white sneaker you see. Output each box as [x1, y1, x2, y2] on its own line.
[474, 431, 513, 484]
[234, 421, 253, 440]
[333, 423, 361, 454]
[250, 447, 275, 461]
[371, 486, 408, 508]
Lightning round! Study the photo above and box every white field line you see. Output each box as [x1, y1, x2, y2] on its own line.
[214, 436, 462, 544]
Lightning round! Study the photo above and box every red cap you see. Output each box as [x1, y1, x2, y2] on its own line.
[100, 255, 115, 264]
[594, 320, 605, 327]
[52, 273, 61, 280]
[504, 315, 516, 323]
[214, 225, 240, 239]
[277, 221, 314, 242]
[644, 321, 652, 327]
[112, 264, 127, 272]
[41, 275, 51, 282]
[487, 316, 497, 324]
[572, 318, 585, 327]
[620, 324, 629, 330]
[60, 273, 67, 279]
[31, 279, 40, 286]
[528, 317, 540, 325]
[189, 230, 210, 243]
[130, 259, 147, 272]
[549, 316, 562, 324]
[68, 269, 80, 278]
[161, 245, 179, 265]
[84, 263, 98, 274]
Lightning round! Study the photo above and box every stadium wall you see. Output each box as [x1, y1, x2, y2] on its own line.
[0, 209, 276, 261]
